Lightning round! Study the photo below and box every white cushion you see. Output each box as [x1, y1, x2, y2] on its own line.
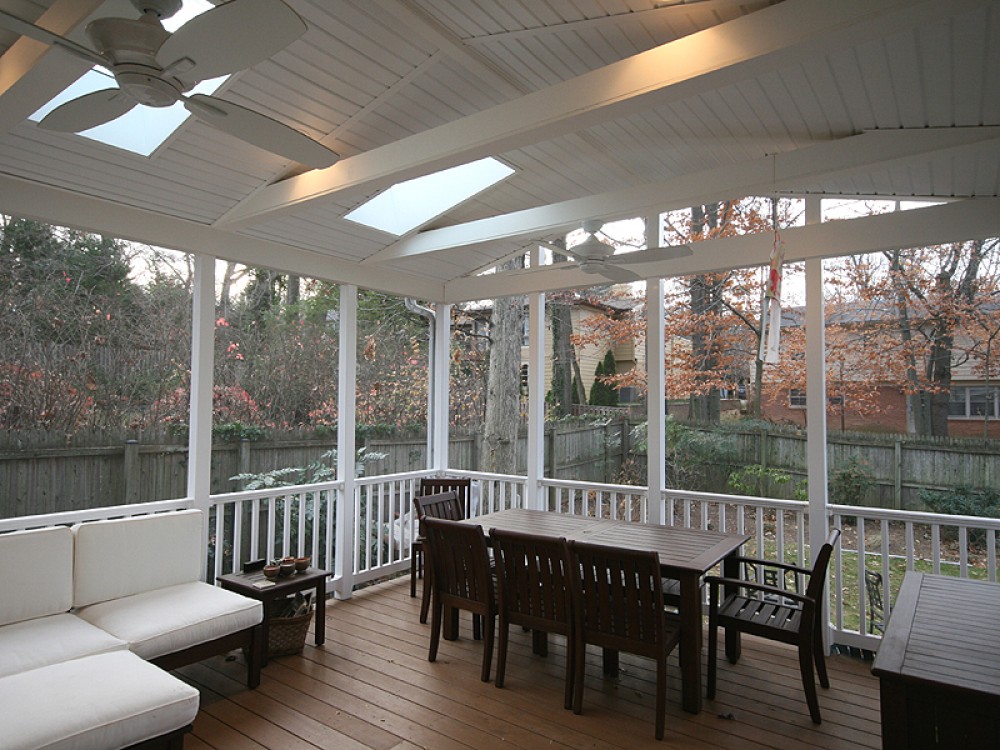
[73, 509, 203, 607]
[74, 581, 262, 660]
[1, 650, 199, 750]
[0, 526, 73, 626]
[0, 613, 126, 678]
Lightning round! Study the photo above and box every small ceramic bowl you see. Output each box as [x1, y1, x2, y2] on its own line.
[278, 561, 295, 577]
[294, 556, 311, 572]
[263, 564, 280, 579]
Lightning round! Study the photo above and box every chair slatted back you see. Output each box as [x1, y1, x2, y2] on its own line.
[570, 540, 669, 659]
[413, 490, 463, 523]
[491, 528, 573, 633]
[421, 517, 493, 614]
[419, 477, 472, 519]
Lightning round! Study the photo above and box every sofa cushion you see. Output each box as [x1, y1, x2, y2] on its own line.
[0, 612, 126, 678]
[0, 526, 73, 626]
[1, 650, 199, 750]
[73, 509, 203, 608]
[74, 580, 262, 660]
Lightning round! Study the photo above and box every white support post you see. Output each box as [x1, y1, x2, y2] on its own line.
[804, 196, 831, 644]
[334, 285, 358, 599]
[646, 281, 667, 525]
[431, 304, 451, 472]
[645, 214, 667, 524]
[525, 292, 546, 510]
[187, 254, 215, 578]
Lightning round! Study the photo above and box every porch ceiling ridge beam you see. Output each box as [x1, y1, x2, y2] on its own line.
[0, 0, 103, 135]
[0, 174, 442, 300]
[439, 197, 1000, 303]
[371, 126, 1000, 262]
[215, 0, 943, 229]
[462, 0, 774, 46]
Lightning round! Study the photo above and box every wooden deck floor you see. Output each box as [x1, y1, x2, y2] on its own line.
[177, 577, 882, 749]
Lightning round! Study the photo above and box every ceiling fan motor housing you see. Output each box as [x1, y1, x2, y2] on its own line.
[115, 66, 182, 106]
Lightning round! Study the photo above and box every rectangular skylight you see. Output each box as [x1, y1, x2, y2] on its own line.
[28, 0, 226, 157]
[344, 157, 515, 236]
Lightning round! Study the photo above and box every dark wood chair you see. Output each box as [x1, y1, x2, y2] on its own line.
[410, 478, 472, 603]
[490, 528, 576, 709]
[412, 489, 465, 623]
[421, 517, 497, 682]
[705, 529, 841, 724]
[864, 569, 885, 635]
[569, 540, 681, 741]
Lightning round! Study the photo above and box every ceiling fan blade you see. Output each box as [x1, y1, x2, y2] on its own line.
[184, 94, 338, 169]
[613, 244, 693, 264]
[0, 10, 106, 66]
[598, 265, 642, 283]
[39, 89, 136, 132]
[158, 0, 307, 81]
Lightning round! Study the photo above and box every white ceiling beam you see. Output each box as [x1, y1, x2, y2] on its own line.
[441, 197, 1000, 303]
[0, 173, 443, 300]
[216, 0, 954, 229]
[461, 0, 775, 46]
[368, 126, 1000, 263]
[0, 0, 102, 134]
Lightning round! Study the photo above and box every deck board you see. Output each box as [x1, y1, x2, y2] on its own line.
[177, 577, 881, 749]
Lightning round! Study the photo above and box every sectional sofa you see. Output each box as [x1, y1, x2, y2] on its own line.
[0, 509, 264, 749]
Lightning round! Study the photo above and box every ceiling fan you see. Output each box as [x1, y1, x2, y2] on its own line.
[0, 0, 339, 169]
[544, 220, 693, 283]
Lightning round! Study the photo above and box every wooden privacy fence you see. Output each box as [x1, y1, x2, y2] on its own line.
[686, 425, 1000, 510]
[0, 420, 630, 518]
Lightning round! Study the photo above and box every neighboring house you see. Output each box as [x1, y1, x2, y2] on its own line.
[521, 292, 645, 406]
[760, 304, 1000, 437]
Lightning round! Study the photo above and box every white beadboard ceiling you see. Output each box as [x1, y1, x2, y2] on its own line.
[0, 0, 997, 303]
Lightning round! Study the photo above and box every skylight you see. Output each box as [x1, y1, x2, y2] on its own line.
[28, 0, 226, 157]
[344, 157, 515, 236]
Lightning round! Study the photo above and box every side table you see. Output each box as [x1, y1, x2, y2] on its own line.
[218, 567, 328, 663]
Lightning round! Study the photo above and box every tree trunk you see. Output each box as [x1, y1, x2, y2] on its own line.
[550, 301, 574, 416]
[482, 258, 526, 473]
[688, 204, 723, 424]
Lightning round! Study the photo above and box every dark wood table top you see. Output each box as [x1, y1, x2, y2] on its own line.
[466, 507, 748, 574]
[218, 567, 328, 598]
[872, 572, 1000, 698]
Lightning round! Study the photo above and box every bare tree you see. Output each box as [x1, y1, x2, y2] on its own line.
[482, 258, 525, 473]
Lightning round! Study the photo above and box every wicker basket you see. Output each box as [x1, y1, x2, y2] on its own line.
[267, 610, 312, 657]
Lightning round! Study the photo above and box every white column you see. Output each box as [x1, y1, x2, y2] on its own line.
[187, 254, 215, 577]
[645, 214, 667, 525]
[431, 304, 451, 472]
[804, 196, 831, 644]
[525, 292, 546, 510]
[334, 285, 358, 599]
[645, 279, 667, 524]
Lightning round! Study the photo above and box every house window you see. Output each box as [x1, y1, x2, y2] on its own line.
[789, 389, 806, 408]
[949, 386, 1000, 418]
[520, 364, 529, 395]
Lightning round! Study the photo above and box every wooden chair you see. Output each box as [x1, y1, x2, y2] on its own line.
[421, 517, 497, 682]
[864, 569, 885, 635]
[490, 528, 575, 709]
[569, 540, 681, 741]
[705, 529, 841, 724]
[412, 489, 465, 623]
[410, 478, 472, 602]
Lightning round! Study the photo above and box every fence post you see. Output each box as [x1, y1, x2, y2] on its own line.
[894, 440, 903, 510]
[546, 425, 556, 478]
[123, 439, 140, 504]
[239, 438, 252, 479]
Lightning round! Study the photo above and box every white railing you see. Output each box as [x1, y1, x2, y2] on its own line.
[7, 470, 1000, 654]
[208, 480, 341, 582]
[538, 477, 647, 521]
[0, 498, 193, 534]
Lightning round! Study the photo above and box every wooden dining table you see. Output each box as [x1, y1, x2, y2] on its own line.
[464, 508, 749, 714]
